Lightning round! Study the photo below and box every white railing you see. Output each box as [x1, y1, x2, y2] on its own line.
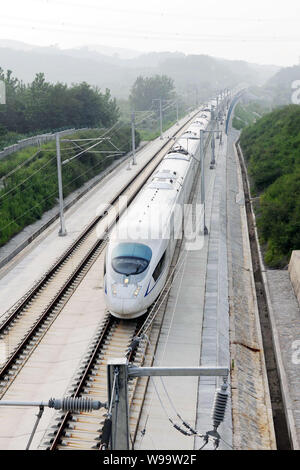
[0, 128, 90, 160]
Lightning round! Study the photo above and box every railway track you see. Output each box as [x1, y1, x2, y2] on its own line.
[48, 315, 139, 449]
[0, 111, 201, 400]
[45, 131, 208, 450]
[44, 241, 179, 450]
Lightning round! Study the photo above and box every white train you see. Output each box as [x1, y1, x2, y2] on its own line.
[104, 107, 212, 319]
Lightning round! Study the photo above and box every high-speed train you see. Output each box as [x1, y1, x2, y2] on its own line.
[104, 107, 212, 319]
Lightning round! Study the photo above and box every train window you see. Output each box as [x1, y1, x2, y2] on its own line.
[112, 243, 152, 276]
[152, 251, 166, 282]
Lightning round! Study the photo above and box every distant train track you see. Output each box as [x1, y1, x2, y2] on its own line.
[0, 110, 202, 399]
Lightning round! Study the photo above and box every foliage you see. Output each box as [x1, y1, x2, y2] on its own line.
[232, 102, 271, 130]
[263, 65, 300, 107]
[129, 75, 175, 111]
[0, 127, 139, 247]
[119, 85, 187, 142]
[258, 169, 300, 267]
[0, 69, 119, 138]
[240, 105, 300, 191]
[240, 104, 300, 266]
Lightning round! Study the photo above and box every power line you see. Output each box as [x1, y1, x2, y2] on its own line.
[0, 149, 121, 233]
[1, 18, 299, 43]
[0, 103, 176, 237]
[6, 4, 300, 25]
[0, 157, 56, 203]
[0, 149, 42, 182]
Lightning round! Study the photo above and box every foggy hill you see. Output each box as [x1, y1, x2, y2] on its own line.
[0, 40, 280, 99]
[263, 65, 300, 105]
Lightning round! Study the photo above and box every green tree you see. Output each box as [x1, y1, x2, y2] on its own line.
[240, 104, 300, 266]
[129, 75, 175, 111]
[0, 69, 120, 139]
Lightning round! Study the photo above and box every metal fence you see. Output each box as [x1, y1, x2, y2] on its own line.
[0, 128, 90, 161]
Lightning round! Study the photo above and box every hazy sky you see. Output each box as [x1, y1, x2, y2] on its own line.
[1, 0, 300, 66]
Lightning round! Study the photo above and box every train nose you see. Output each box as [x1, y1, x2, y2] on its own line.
[106, 285, 147, 318]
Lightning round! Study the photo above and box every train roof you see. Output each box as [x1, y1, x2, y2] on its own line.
[110, 111, 210, 244]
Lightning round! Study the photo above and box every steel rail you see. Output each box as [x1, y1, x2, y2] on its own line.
[48, 120, 212, 450]
[0, 108, 200, 333]
[0, 109, 202, 399]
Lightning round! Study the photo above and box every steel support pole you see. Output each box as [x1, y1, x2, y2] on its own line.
[159, 98, 163, 138]
[26, 405, 44, 450]
[55, 133, 67, 236]
[200, 129, 208, 235]
[107, 358, 130, 450]
[210, 132, 215, 169]
[131, 111, 136, 165]
[128, 366, 229, 377]
[107, 359, 229, 450]
[217, 115, 220, 135]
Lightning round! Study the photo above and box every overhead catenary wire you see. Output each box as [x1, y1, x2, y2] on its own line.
[58, 108, 158, 166]
[0, 147, 122, 232]
[0, 156, 56, 203]
[0, 108, 156, 232]
[1, 14, 298, 44]
[0, 103, 188, 242]
[0, 124, 127, 204]
[0, 149, 42, 182]
[0, 100, 177, 197]
[3, 161, 105, 226]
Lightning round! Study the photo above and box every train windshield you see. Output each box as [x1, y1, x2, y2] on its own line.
[112, 243, 152, 276]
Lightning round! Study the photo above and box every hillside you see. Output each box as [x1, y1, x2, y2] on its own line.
[262, 65, 300, 106]
[240, 105, 300, 267]
[0, 127, 137, 247]
[0, 41, 279, 99]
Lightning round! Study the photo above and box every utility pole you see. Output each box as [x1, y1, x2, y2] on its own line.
[131, 111, 137, 165]
[200, 129, 208, 235]
[176, 101, 179, 125]
[153, 98, 163, 138]
[210, 132, 215, 169]
[55, 133, 67, 237]
[159, 98, 163, 138]
[186, 127, 222, 234]
[107, 358, 229, 450]
[55, 134, 123, 228]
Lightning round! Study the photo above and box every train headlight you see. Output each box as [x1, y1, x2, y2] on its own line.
[133, 286, 141, 297]
[124, 277, 129, 286]
[112, 283, 117, 296]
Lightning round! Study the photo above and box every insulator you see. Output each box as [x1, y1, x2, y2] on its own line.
[48, 397, 104, 412]
[211, 385, 228, 429]
[126, 336, 141, 355]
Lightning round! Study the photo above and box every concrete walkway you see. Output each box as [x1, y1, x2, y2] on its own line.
[135, 122, 232, 450]
[226, 128, 276, 449]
